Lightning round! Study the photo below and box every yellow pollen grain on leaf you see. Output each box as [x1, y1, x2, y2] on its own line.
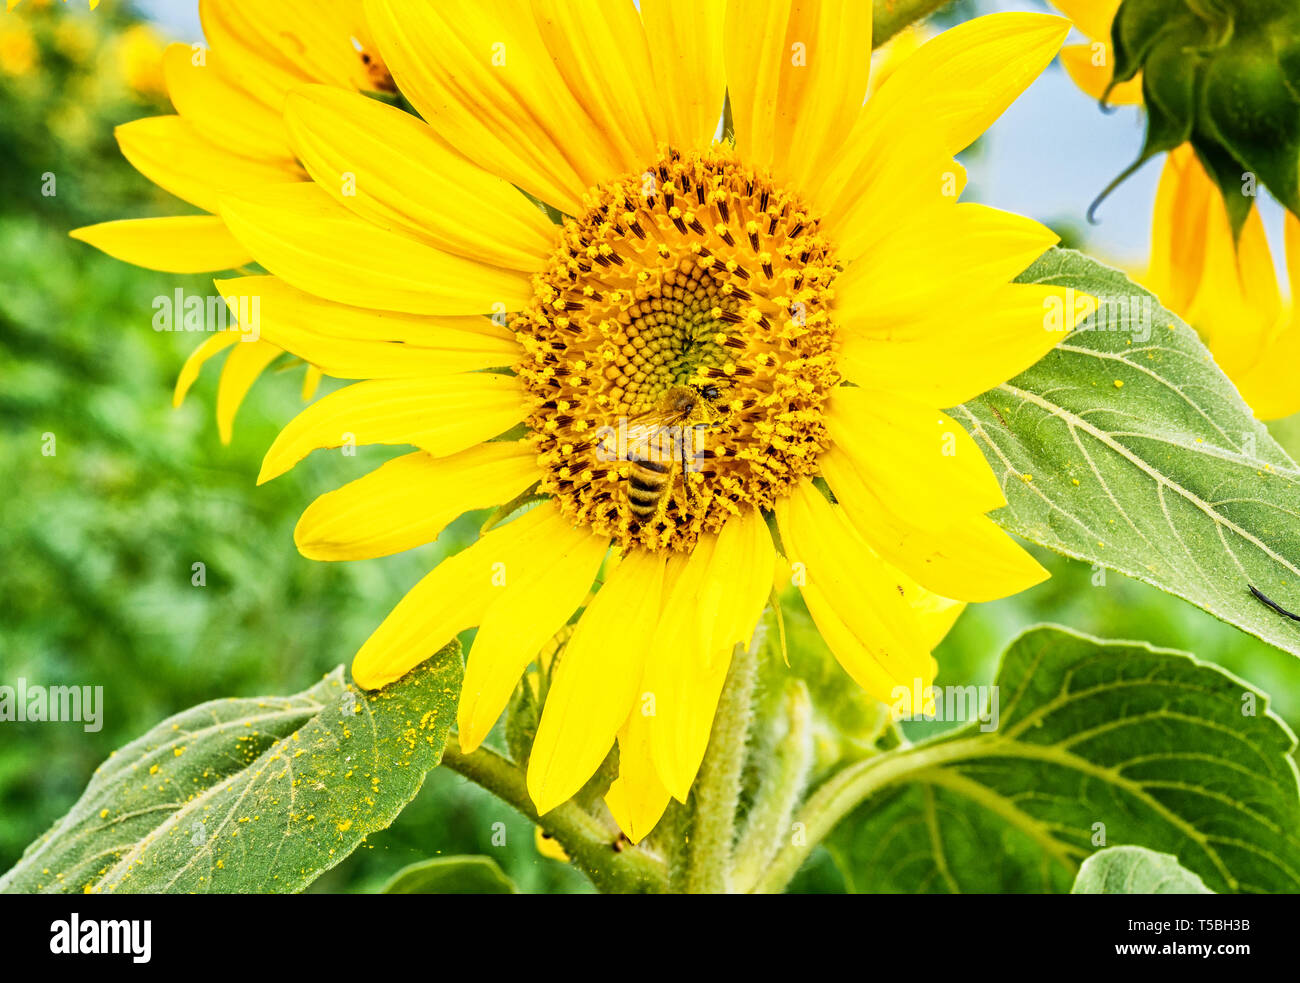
[1113, 380, 1124, 388]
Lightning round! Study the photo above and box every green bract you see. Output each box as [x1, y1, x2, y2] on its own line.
[1107, 0, 1300, 234]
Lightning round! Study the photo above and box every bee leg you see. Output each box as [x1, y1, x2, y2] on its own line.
[679, 428, 694, 512]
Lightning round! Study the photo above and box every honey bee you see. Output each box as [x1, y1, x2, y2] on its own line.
[601, 383, 728, 523]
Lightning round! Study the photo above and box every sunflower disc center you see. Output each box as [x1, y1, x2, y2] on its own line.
[516, 148, 840, 552]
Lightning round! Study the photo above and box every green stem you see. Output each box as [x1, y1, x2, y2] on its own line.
[440, 732, 668, 894]
[685, 634, 761, 894]
[732, 680, 814, 893]
[752, 734, 988, 894]
[873, 0, 956, 48]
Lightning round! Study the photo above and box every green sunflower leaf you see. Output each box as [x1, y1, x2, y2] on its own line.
[0, 642, 462, 895]
[823, 626, 1300, 893]
[1071, 845, 1214, 894]
[380, 855, 517, 894]
[955, 247, 1300, 659]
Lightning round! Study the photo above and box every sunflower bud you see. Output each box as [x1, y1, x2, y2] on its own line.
[1104, 0, 1300, 236]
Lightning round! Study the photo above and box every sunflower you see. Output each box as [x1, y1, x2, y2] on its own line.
[165, 2, 1076, 841]
[1052, 0, 1300, 421]
[70, 0, 396, 441]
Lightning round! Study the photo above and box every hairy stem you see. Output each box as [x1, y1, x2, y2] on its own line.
[441, 732, 668, 894]
[732, 680, 814, 893]
[752, 735, 988, 893]
[873, 0, 956, 47]
[685, 635, 761, 893]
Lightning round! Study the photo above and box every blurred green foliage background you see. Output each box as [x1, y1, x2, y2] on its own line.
[1, 0, 1298, 895]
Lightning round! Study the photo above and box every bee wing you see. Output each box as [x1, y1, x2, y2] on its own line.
[621, 408, 689, 461]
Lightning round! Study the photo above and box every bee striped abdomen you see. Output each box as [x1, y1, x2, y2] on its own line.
[626, 421, 681, 522]
[627, 454, 671, 520]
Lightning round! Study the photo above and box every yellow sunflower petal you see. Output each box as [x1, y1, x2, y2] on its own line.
[352, 502, 567, 689]
[643, 547, 725, 801]
[534, 827, 570, 862]
[838, 284, 1076, 406]
[215, 338, 283, 444]
[457, 519, 609, 751]
[533, 0, 669, 174]
[774, 481, 932, 709]
[860, 12, 1070, 156]
[1178, 194, 1276, 378]
[199, 0, 367, 95]
[161, 42, 291, 159]
[827, 386, 1006, 518]
[116, 115, 302, 214]
[1059, 43, 1143, 104]
[257, 372, 527, 484]
[640, 0, 726, 152]
[903, 581, 967, 651]
[70, 217, 252, 274]
[834, 203, 1060, 328]
[214, 276, 518, 378]
[215, 275, 513, 348]
[809, 107, 957, 264]
[648, 509, 773, 801]
[725, 0, 873, 189]
[1234, 207, 1284, 338]
[1287, 211, 1300, 311]
[605, 708, 673, 844]
[173, 330, 240, 407]
[821, 446, 1048, 602]
[1145, 145, 1212, 316]
[527, 549, 667, 815]
[364, 0, 613, 215]
[1047, 0, 1120, 44]
[1233, 319, 1300, 421]
[220, 183, 533, 315]
[866, 24, 927, 98]
[295, 442, 538, 561]
[283, 85, 554, 272]
[301, 365, 323, 401]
